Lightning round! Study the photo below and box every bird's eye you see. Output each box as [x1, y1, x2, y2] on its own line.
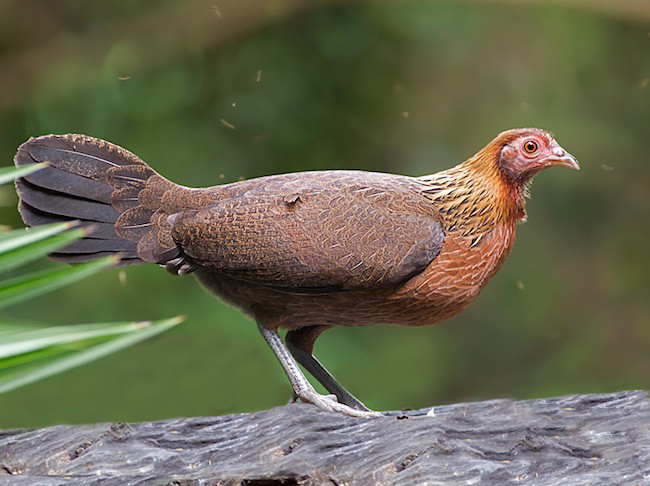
[523, 140, 538, 154]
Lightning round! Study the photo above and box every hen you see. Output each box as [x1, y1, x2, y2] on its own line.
[14, 128, 578, 417]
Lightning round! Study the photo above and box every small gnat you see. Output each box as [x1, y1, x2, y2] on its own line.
[220, 119, 236, 129]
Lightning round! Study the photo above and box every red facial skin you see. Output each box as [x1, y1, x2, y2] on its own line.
[499, 130, 580, 184]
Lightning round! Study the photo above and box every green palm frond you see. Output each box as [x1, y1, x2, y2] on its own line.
[0, 164, 182, 394]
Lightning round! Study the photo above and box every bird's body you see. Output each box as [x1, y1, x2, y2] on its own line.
[189, 172, 517, 331]
[14, 128, 578, 417]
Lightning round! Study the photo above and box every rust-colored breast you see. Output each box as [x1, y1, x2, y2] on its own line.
[386, 221, 517, 325]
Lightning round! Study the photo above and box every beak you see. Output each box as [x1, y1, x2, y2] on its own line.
[548, 146, 580, 170]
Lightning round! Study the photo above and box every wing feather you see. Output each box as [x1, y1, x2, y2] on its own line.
[170, 171, 444, 291]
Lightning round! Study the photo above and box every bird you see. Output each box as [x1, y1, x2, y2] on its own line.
[13, 128, 579, 418]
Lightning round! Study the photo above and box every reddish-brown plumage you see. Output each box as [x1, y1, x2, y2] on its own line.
[13, 127, 578, 416]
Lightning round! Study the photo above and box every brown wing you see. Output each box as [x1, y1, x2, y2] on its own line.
[169, 171, 444, 291]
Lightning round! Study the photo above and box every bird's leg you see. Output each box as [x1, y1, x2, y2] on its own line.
[257, 323, 381, 418]
[286, 326, 371, 412]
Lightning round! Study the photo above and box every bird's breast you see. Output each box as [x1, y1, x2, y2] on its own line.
[388, 222, 517, 325]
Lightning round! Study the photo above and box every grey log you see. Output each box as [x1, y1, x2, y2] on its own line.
[1, 391, 649, 485]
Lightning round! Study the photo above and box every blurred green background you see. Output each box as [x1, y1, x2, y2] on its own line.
[0, 0, 648, 428]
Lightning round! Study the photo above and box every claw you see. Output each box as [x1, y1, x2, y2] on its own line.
[295, 389, 383, 418]
[164, 254, 196, 276]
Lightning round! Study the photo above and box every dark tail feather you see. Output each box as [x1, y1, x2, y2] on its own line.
[14, 134, 179, 265]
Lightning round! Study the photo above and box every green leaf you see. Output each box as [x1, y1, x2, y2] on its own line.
[0, 317, 184, 394]
[0, 256, 116, 310]
[0, 227, 86, 274]
[0, 222, 75, 251]
[0, 322, 31, 334]
[0, 321, 160, 358]
[0, 163, 47, 185]
[0, 163, 179, 397]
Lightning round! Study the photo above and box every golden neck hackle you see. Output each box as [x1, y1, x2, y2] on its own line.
[417, 144, 527, 241]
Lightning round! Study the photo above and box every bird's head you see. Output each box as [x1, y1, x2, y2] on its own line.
[422, 127, 579, 228]
[494, 128, 579, 184]
[446, 128, 580, 224]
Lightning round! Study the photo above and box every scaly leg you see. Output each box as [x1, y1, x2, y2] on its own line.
[257, 323, 381, 418]
[286, 326, 371, 411]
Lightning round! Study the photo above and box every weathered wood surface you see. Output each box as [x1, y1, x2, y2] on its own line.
[1, 391, 648, 485]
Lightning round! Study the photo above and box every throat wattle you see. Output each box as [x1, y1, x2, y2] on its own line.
[507, 181, 530, 223]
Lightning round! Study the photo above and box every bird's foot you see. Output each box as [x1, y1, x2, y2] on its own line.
[295, 389, 383, 418]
